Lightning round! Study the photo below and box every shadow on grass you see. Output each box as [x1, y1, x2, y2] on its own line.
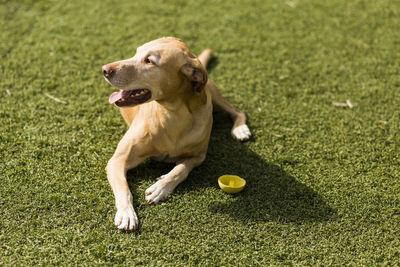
[205, 56, 219, 73]
[128, 110, 334, 224]
[200, 111, 334, 223]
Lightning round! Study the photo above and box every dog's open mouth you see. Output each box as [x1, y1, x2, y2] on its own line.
[109, 89, 152, 107]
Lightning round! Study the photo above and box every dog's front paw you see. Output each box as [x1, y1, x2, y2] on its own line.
[232, 124, 251, 141]
[114, 206, 139, 231]
[145, 180, 173, 204]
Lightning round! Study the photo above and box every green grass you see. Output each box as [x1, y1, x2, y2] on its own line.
[1, 0, 399, 265]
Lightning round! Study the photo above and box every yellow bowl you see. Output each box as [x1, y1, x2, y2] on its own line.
[218, 175, 246, 194]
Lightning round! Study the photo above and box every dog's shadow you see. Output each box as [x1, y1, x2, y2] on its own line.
[128, 110, 335, 224]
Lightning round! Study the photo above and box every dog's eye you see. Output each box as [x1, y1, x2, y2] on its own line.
[144, 57, 152, 64]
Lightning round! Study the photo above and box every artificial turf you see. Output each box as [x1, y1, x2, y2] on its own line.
[1, 0, 399, 265]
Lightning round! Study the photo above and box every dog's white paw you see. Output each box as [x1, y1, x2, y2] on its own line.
[232, 124, 251, 141]
[114, 206, 139, 231]
[145, 180, 173, 204]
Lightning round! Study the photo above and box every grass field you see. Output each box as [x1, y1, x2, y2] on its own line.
[1, 0, 399, 265]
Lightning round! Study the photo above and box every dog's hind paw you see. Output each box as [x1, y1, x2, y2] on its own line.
[145, 180, 173, 204]
[114, 206, 139, 231]
[231, 124, 251, 141]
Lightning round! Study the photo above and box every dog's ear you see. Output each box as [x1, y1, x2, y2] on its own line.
[180, 58, 208, 93]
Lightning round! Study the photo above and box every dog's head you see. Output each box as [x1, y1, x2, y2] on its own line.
[103, 37, 207, 108]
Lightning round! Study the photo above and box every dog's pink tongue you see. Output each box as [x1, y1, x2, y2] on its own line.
[109, 91, 122, 104]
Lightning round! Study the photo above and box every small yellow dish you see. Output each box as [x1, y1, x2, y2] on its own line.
[218, 175, 246, 194]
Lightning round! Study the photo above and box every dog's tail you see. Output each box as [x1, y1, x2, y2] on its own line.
[198, 49, 212, 68]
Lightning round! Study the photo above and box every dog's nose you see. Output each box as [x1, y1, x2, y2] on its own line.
[102, 64, 114, 79]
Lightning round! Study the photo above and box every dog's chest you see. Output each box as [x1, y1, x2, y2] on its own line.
[148, 113, 212, 159]
[132, 100, 212, 160]
[150, 123, 209, 156]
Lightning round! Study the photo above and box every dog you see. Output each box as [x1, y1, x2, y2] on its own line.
[102, 37, 251, 230]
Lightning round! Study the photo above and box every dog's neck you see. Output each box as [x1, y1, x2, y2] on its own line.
[155, 83, 207, 112]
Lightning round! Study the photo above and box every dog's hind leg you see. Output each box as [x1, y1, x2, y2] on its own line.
[207, 81, 251, 141]
[145, 156, 205, 204]
[199, 49, 250, 140]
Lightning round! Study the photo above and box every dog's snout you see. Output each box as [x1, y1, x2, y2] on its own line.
[102, 64, 114, 79]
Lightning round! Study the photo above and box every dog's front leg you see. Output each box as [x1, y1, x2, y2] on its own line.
[145, 156, 205, 204]
[106, 131, 146, 230]
[106, 157, 139, 230]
